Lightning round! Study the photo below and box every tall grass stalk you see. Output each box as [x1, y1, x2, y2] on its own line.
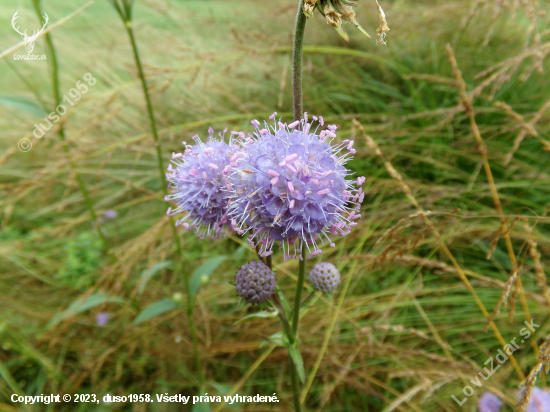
[356, 119, 526, 380]
[31, 0, 110, 252]
[109, 0, 203, 387]
[446, 44, 538, 356]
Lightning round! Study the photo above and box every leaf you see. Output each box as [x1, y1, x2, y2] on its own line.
[234, 245, 247, 258]
[189, 256, 226, 302]
[138, 260, 172, 296]
[299, 306, 313, 320]
[0, 95, 47, 118]
[0, 358, 23, 395]
[277, 290, 291, 316]
[287, 344, 305, 384]
[260, 331, 287, 348]
[210, 382, 232, 395]
[133, 299, 177, 324]
[299, 293, 320, 319]
[48, 292, 125, 327]
[233, 309, 278, 325]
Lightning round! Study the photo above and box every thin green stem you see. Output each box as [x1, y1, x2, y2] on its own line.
[289, 3, 307, 410]
[125, 26, 167, 200]
[292, 0, 307, 121]
[271, 294, 294, 344]
[292, 245, 306, 338]
[300, 291, 315, 306]
[289, 245, 307, 412]
[290, 363, 302, 412]
[121, 15, 203, 387]
[271, 292, 301, 412]
[31, 0, 109, 252]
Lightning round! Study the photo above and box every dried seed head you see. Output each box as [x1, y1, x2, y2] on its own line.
[339, 4, 356, 22]
[304, 0, 381, 42]
[375, 0, 390, 45]
[324, 3, 342, 28]
[340, 4, 372, 40]
[304, 0, 318, 17]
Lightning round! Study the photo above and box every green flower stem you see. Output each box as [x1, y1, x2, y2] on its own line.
[31, 0, 109, 252]
[271, 294, 294, 344]
[290, 363, 302, 412]
[287, 245, 307, 412]
[114, 5, 203, 387]
[270, 275, 302, 412]
[290, 2, 307, 410]
[292, 0, 307, 121]
[292, 245, 307, 339]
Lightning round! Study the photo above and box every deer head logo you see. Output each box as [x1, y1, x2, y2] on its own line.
[11, 11, 49, 54]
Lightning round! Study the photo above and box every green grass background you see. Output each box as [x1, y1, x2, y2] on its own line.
[1, 0, 550, 411]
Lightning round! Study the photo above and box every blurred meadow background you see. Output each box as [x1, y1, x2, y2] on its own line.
[1, 0, 550, 411]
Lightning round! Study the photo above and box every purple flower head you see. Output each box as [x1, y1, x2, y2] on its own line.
[165, 129, 240, 240]
[478, 392, 502, 412]
[96, 312, 109, 327]
[103, 210, 117, 220]
[522, 387, 550, 412]
[227, 113, 365, 260]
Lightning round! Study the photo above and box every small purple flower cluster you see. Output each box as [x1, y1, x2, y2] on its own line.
[477, 393, 502, 412]
[165, 128, 240, 240]
[478, 388, 550, 412]
[165, 113, 365, 259]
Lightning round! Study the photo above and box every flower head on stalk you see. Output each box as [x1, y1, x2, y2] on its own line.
[165, 128, 242, 240]
[303, 0, 370, 41]
[236, 261, 276, 304]
[309, 262, 341, 293]
[227, 112, 365, 261]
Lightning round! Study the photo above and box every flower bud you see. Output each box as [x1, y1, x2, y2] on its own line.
[172, 292, 184, 302]
[309, 262, 341, 293]
[236, 261, 276, 304]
